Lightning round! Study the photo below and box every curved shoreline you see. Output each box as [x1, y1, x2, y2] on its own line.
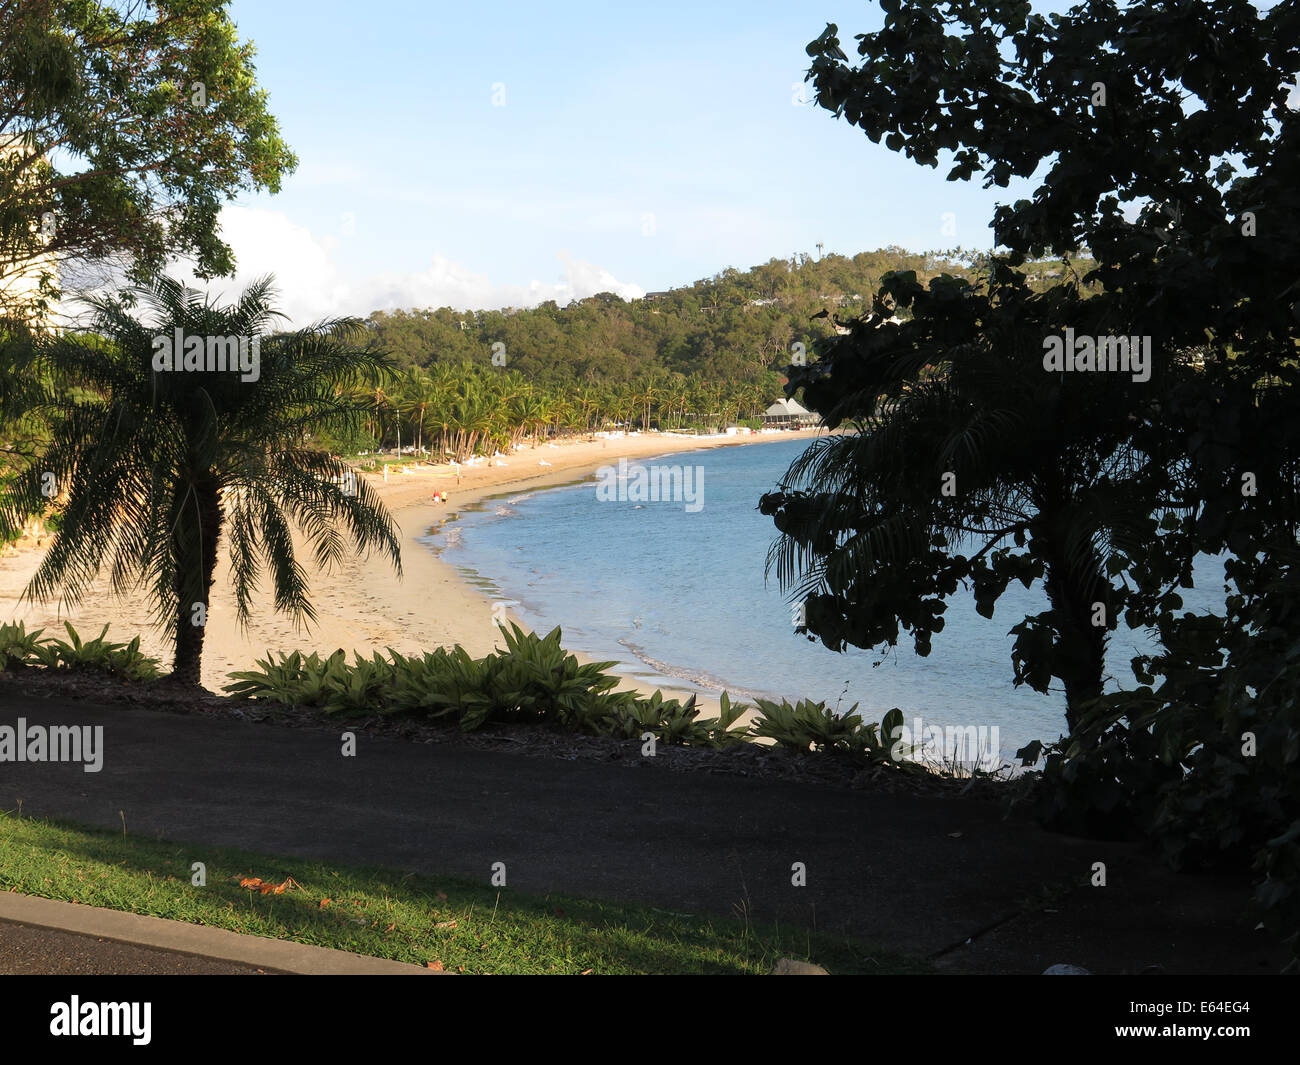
[395, 429, 829, 717]
[415, 460, 783, 704]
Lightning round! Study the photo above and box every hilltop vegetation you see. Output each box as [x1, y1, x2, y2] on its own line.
[364, 246, 1083, 385]
[300, 247, 1089, 458]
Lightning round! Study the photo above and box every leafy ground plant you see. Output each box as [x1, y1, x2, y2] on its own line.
[223, 625, 925, 766]
[0, 620, 160, 680]
[751, 699, 918, 767]
[0, 620, 46, 670]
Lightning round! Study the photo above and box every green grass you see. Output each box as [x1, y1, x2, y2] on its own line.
[0, 811, 927, 974]
[346, 452, 425, 470]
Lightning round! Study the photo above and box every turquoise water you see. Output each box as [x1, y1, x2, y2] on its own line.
[429, 437, 1227, 760]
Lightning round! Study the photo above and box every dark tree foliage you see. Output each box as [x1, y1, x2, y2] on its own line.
[762, 0, 1300, 961]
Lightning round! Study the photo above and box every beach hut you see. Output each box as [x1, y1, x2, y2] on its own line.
[762, 398, 819, 428]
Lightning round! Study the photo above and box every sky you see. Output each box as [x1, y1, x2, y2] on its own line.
[186, 0, 1063, 325]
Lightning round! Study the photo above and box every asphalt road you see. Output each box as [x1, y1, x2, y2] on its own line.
[0, 694, 1282, 973]
[0, 920, 273, 975]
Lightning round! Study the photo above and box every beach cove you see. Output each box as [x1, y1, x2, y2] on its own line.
[0, 429, 826, 712]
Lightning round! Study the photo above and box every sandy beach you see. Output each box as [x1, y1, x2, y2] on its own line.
[0, 429, 826, 707]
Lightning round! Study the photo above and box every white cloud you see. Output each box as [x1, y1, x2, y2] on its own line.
[167, 206, 644, 327]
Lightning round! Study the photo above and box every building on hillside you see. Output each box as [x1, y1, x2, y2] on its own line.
[762, 398, 819, 428]
[0, 136, 59, 329]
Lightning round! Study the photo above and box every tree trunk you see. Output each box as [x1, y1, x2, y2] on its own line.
[171, 479, 223, 688]
[1042, 534, 1108, 736]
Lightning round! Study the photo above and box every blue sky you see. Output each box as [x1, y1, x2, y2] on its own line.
[206, 0, 1057, 324]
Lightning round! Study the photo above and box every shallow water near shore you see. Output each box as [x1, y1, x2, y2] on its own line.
[433, 437, 1228, 761]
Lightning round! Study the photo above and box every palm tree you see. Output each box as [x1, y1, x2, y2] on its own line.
[610, 384, 636, 430]
[508, 388, 548, 449]
[424, 363, 459, 457]
[446, 377, 493, 460]
[403, 367, 434, 458]
[635, 374, 664, 432]
[0, 276, 402, 687]
[574, 386, 599, 434]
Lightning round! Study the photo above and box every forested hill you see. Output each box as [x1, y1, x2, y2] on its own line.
[363, 247, 1082, 390]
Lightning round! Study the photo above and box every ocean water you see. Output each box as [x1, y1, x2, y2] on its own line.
[429, 437, 1227, 761]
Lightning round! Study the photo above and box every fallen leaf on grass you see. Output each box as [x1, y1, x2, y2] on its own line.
[237, 875, 300, 895]
[436, 891, 448, 901]
[319, 898, 332, 908]
[426, 960, 444, 971]
[383, 922, 396, 932]
[434, 920, 457, 930]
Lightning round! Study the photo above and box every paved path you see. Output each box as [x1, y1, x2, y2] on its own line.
[0, 696, 1282, 973]
[0, 921, 273, 975]
[0, 893, 434, 975]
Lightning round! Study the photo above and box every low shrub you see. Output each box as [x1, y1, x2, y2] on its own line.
[751, 698, 917, 767]
[0, 620, 46, 670]
[0, 620, 161, 680]
[223, 625, 895, 760]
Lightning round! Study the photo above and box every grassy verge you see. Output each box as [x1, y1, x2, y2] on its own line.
[348, 453, 427, 471]
[0, 811, 928, 974]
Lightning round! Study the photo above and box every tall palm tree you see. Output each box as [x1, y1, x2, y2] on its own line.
[507, 388, 547, 449]
[446, 377, 493, 460]
[636, 374, 664, 432]
[403, 367, 434, 458]
[574, 386, 598, 434]
[610, 384, 636, 430]
[0, 276, 402, 687]
[422, 362, 459, 457]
